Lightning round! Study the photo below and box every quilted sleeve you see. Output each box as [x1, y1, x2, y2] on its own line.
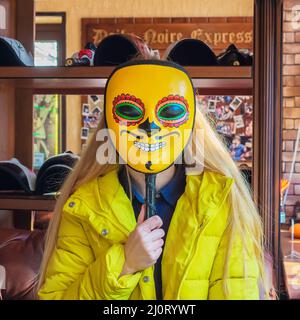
[208, 211, 260, 300]
[38, 211, 141, 300]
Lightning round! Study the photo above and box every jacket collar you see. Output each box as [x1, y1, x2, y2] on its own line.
[118, 165, 186, 207]
[64, 168, 233, 248]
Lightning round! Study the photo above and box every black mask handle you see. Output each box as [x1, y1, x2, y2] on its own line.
[145, 174, 157, 219]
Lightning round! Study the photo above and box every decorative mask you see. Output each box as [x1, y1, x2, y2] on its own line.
[104, 60, 195, 174]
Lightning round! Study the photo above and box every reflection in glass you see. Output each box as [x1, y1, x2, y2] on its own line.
[33, 95, 59, 169]
[34, 41, 58, 66]
[33, 41, 60, 169]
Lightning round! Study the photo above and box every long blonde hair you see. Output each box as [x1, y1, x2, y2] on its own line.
[37, 98, 270, 299]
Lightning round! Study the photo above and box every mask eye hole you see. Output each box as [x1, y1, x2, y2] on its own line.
[156, 95, 189, 127]
[158, 104, 185, 120]
[113, 94, 144, 125]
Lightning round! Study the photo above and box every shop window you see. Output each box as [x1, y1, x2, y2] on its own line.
[33, 41, 61, 169]
[33, 94, 60, 168]
[33, 13, 66, 169]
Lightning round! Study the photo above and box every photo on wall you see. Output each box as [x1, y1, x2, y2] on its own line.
[198, 95, 253, 164]
[80, 95, 104, 144]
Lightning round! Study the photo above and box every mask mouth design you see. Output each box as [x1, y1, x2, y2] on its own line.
[134, 141, 166, 152]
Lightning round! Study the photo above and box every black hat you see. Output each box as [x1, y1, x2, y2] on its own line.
[163, 38, 218, 66]
[93, 34, 156, 66]
[217, 44, 253, 66]
[0, 36, 34, 66]
[0, 153, 80, 195]
[0, 158, 36, 193]
[35, 152, 80, 195]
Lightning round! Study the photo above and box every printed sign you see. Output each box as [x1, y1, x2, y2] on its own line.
[82, 18, 253, 54]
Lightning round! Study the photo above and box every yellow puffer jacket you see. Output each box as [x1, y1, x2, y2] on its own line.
[38, 169, 260, 300]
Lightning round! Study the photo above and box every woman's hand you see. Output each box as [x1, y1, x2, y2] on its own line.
[119, 205, 165, 277]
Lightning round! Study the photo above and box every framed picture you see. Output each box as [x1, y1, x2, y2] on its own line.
[92, 106, 102, 117]
[89, 115, 99, 129]
[89, 95, 101, 105]
[218, 105, 233, 120]
[229, 96, 243, 112]
[82, 103, 90, 116]
[233, 115, 245, 129]
[244, 103, 253, 115]
[81, 127, 89, 140]
[207, 99, 217, 112]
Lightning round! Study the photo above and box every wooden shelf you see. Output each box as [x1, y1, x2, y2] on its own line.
[0, 194, 56, 211]
[0, 66, 114, 78]
[0, 66, 253, 95]
[0, 66, 252, 78]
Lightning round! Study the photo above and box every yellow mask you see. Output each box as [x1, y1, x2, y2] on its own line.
[104, 60, 195, 174]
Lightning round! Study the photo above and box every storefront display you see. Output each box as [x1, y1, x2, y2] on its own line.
[0, 152, 79, 195]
